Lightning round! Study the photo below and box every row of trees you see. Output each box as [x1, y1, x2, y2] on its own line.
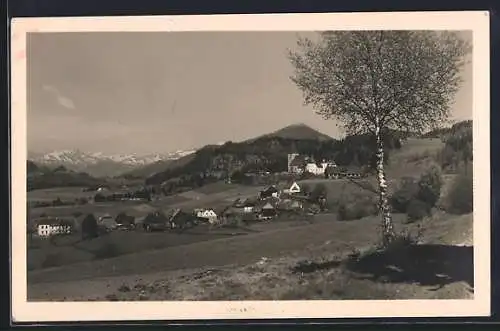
[94, 188, 152, 202]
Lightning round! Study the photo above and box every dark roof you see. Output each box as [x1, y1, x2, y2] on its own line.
[262, 202, 275, 209]
[262, 186, 279, 193]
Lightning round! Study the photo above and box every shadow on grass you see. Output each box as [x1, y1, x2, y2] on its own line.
[291, 259, 342, 274]
[345, 244, 474, 291]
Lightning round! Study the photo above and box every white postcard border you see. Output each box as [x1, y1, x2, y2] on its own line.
[10, 11, 490, 322]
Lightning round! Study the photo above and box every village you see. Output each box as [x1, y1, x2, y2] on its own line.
[28, 153, 364, 240]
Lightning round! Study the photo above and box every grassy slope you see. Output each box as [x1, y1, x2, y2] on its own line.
[28, 212, 473, 301]
[28, 138, 472, 300]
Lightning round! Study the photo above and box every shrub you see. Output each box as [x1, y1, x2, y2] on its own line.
[81, 214, 99, 240]
[390, 177, 419, 213]
[118, 284, 131, 292]
[384, 226, 423, 251]
[301, 184, 311, 195]
[406, 199, 431, 222]
[445, 164, 473, 214]
[310, 183, 328, 202]
[416, 165, 443, 208]
[338, 199, 377, 221]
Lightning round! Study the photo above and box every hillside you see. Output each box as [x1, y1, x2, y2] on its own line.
[119, 155, 194, 179]
[28, 212, 473, 301]
[123, 125, 333, 180]
[27, 161, 106, 192]
[144, 124, 402, 189]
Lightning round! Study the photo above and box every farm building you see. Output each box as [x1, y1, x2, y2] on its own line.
[261, 202, 277, 218]
[326, 166, 364, 179]
[305, 161, 336, 176]
[288, 153, 307, 174]
[35, 217, 74, 237]
[196, 209, 218, 224]
[282, 181, 301, 194]
[115, 213, 135, 226]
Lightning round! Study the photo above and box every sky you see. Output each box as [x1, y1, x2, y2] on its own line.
[27, 31, 473, 155]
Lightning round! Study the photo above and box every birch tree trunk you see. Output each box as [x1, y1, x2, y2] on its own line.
[375, 123, 396, 247]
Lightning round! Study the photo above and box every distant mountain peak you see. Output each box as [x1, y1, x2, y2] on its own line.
[265, 123, 333, 141]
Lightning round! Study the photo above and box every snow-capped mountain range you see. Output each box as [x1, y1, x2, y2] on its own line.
[28, 149, 196, 177]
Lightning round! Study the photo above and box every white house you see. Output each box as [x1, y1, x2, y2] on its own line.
[196, 209, 218, 223]
[305, 161, 337, 176]
[243, 206, 253, 213]
[37, 218, 73, 237]
[289, 182, 301, 194]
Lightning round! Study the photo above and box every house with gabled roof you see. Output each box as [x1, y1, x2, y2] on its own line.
[261, 202, 277, 218]
[196, 208, 218, 224]
[282, 181, 301, 195]
[288, 154, 307, 174]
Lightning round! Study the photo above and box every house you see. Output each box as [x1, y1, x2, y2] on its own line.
[196, 209, 218, 224]
[283, 181, 301, 194]
[115, 213, 135, 230]
[328, 166, 363, 179]
[36, 218, 73, 237]
[243, 204, 255, 213]
[288, 154, 307, 174]
[304, 162, 327, 176]
[261, 202, 277, 218]
[259, 186, 280, 199]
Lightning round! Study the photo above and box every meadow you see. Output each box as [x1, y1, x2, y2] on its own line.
[26, 137, 474, 301]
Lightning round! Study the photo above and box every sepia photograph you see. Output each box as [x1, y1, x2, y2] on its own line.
[11, 12, 490, 322]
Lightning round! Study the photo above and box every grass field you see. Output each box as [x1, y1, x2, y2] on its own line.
[28, 213, 408, 284]
[28, 187, 96, 202]
[27, 211, 473, 301]
[27, 224, 257, 272]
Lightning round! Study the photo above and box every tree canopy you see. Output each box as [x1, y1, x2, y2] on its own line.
[289, 31, 471, 136]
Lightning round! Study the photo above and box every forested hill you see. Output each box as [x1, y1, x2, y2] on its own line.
[27, 161, 106, 191]
[145, 125, 403, 187]
[422, 120, 472, 139]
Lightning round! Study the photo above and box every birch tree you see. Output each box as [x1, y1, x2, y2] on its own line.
[289, 31, 471, 246]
